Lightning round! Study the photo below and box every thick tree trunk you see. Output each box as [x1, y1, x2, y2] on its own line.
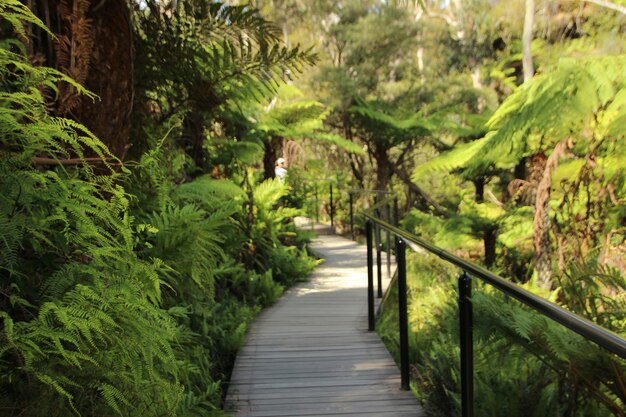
[30, 0, 133, 160]
[183, 111, 206, 171]
[73, 0, 133, 160]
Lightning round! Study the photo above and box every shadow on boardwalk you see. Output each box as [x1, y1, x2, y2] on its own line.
[224, 228, 425, 417]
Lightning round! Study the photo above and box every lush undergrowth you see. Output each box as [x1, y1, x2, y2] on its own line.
[0, 6, 317, 417]
[377, 252, 626, 417]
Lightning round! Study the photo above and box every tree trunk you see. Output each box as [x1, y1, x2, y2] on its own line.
[349, 153, 365, 189]
[183, 111, 206, 171]
[522, 0, 535, 83]
[484, 227, 497, 267]
[74, 0, 133, 160]
[30, 0, 133, 160]
[263, 136, 283, 180]
[473, 177, 485, 202]
[373, 146, 392, 193]
[533, 140, 570, 289]
[523, 0, 556, 289]
[514, 156, 527, 180]
[342, 110, 365, 189]
[583, 0, 626, 15]
[392, 165, 448, 216]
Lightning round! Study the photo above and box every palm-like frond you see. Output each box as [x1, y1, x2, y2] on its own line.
[349, 97, 433, 146]
[465, 55, 626, 177]
[253, 177, 289, 212]
[174, 176, 245, 209]
[134, 0, 317, 110]
[307, 132, 366, 155]
[413, 137, 488, 181]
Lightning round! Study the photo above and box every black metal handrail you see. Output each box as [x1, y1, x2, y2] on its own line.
[364, 212, 626, 357]
[359, 208, 626, 417]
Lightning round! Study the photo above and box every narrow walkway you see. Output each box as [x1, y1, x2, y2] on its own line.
[224, 226, 424, 417]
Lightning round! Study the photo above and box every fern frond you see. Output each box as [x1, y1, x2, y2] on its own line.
[413, 137, 488, 181]
[465, 55, 626, 177]
[98, 382, 131, 416]
[0, 0, 52, 39]
[174, 176, 245, 206]
[253, 178, 288, 211]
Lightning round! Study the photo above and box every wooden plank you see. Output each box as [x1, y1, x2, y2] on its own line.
[233, 405, 422, 417]
[227, 394, 417, 407]
[224, 230, 423, 417]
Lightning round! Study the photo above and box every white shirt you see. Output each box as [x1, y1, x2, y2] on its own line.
[275, 166, 287, 180]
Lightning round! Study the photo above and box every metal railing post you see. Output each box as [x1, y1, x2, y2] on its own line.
[329, 183, 334, 227]
[386, 203, 391, 280]
[393, 197, 399, 226]
[349, 192, 354, 240]
[396, 236, 410, 390]
[315, 186, 319, 223]
[376, 222, 382, 298]
[366, 220, 375, 331]
[459, 272, 474, 417]
[375, 201, 382, 298]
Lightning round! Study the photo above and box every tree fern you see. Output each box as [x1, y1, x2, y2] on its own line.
[349, 96, 433, 146]
[465, 55, 626, 177]
[134, 0, 317, 109]
[173, 176, 245, 210]
[412, 136, 488, 181]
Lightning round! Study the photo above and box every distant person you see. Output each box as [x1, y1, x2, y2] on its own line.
[275, 158, 287, 181]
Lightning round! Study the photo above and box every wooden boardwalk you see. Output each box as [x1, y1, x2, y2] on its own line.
[225, 227, 424, 417]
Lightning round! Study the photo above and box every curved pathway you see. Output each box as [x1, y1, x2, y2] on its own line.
[224, 226, 425, 417]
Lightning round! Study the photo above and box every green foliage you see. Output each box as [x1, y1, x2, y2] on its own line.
[244, 177, 319, 278]
[134, 0, 317, 101]
[349, 97, 433, 147]
[143, 204, 230, 300]
[309, 131, 366, 154]
[412, 137, 487, 181]
[556, 255, 626, 332]
[259, 99, 326, 137]
[466, 55, 626, 177]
